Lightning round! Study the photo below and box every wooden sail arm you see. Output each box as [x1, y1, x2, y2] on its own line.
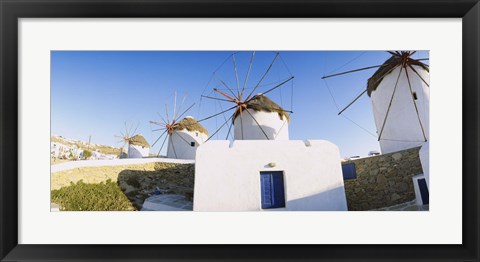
[337, 89, 368, 115]
[244, 52, 280, 101]
[156, 133, 169, 157]
[214, 73, 238, 98]
[201, 95, 233, 103]
[321, 65, 382, 79]
[240, 51, 256, 100]
[214, 88, 239, 103]
[248, 76, 294, 101]
[149, 120, 165, 126]
[174, 103, 196, 122]
[151, 129, 168, 147]
[205, 114, 235, 142]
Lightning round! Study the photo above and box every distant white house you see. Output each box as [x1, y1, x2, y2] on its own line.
[194, 94, 347, 211]
[51, 142, 62, 158]
[51, 136, 120, 161]
[50, 142, 82, 160]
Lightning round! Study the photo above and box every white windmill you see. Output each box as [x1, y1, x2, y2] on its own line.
[115, 123, 150, 158]
[322, 51, 429, 154]
[150, 94, 208, 160]
[200, 51, 294, 141]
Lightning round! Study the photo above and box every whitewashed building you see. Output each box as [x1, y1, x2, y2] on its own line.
[194, 94, 347, 211]
[167, 116, 208, 160]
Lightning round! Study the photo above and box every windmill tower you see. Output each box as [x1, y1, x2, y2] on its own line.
[150, 94, 208, 160]
[115, 123, 150, 158]
[200, 51, 294, 142]
[368, 51, 429, 154]
[232, 93, 289, 140]
[322, 51, 429, 154]
[166, 116, 209, 159]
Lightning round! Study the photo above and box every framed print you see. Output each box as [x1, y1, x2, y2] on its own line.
[1, 0, 479, 261]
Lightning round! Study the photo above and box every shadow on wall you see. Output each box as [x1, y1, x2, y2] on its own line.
[259, 125, 279, 140]
[235, 124, 278, 140]
[284, 186, 348, 211]
[128, 146, 143, 158]
[116, 163, 194, 210]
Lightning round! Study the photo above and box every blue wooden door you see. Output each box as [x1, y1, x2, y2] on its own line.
[260, 171, 285, 209]
[418, 178, 429, 204]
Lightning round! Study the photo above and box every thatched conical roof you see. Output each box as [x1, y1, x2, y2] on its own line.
[128, 134, 150, 148]
[367, 54, 429, 97]
[173, 117, 209, 135]
[233, 94, 290, 123]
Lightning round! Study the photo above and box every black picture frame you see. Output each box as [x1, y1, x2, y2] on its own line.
[1, 0, 478, 261]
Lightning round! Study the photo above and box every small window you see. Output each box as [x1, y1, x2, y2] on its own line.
[412, 92, 418, 100]
[260, 171, 286, 209]
[190, 142, 195, 147]
[342, 163, 357, 180]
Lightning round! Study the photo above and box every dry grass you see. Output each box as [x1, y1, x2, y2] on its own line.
[51, 162, 158, 190]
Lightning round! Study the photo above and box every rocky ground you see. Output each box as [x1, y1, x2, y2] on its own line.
[51, 162, 194, 210]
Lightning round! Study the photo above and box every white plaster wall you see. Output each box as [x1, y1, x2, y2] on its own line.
[194, 140, 347, 211]
[419, 141, 430, 188]
[128, 144, 150, 158]
[51, 157, 195, 173]
[412, 174, 426, 205]
[371, 65, 429, 154]
[167, 130, 208, 160]
[233, 109, 289, 140]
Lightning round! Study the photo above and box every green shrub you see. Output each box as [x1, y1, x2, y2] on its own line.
[51, 179, 136, 211]
[82, 149, 92, 159]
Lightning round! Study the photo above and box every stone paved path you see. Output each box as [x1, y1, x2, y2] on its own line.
[373, 200, 429, 211]
[141, 194, 193, 211]
[51, 203, 60, 212]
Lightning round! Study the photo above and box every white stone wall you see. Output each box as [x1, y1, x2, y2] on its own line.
[371, 65, 429, 154]
[51, 157, 194, 173]
[194, 140, 347, 211]
[412, 174, 427, 205]
[419, 141, 429, 188]
[233, 109, 289, 140]
[167, 130, 208, 160]
[128, 144, 149, 158]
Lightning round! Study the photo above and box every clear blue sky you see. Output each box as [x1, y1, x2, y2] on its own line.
[51, 50, 428, 158]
